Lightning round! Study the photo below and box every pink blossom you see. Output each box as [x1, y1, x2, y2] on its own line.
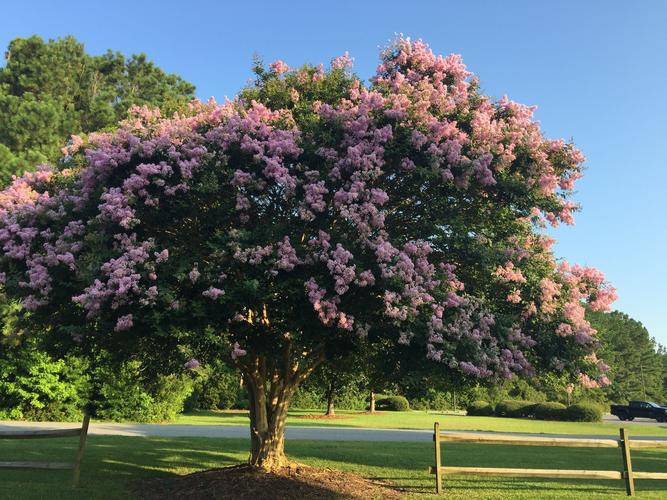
[276, 236, 300, 271]
[184, 358, 201, 369]
[189, 267, 200, 283]
[331, 52, 353, 70]
[495, 262, 527, 284]
[269, 60, 289, 74]
[154, 249, 169, 263]
[231, 342, 247, 360]
[202, 287, 225, 299]
[114, 314, 134, 332]
[578, 373, 599, 389]
[507, 289, 522, 303]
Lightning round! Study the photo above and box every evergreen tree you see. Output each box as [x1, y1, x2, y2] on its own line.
[590, 310, 666, 403]
[0, 35, 195, 185]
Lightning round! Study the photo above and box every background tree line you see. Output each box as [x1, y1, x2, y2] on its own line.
[0, 34, 194, 186]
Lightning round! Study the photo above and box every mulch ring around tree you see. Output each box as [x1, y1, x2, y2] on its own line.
[130, 464, 402, 499]
[294, 414, 353, 420]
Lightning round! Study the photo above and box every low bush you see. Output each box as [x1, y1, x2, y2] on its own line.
[408, 390, 453, 411]
[565, 403, 603, 422]
[290, 383, 367, 411]
[494, 400, 535, 418]
[234, 398, 249, 410]
[0, 340, 90, 422]
[376, 395, 410, 411]
[532, 402, 567, 421]
[95, 361, 193, 422]
[466, 400, 494, 416]
[185, 362, 244, 411]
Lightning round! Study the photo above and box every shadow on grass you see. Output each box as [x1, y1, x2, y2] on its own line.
[4, 435, 667, 499]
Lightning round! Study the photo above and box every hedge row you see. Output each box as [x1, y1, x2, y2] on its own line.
[467, 399, 602, 422]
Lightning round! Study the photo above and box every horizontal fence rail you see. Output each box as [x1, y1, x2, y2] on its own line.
[0, 413, 90, 487]
[438, 431, 620, 448]
[431, 422, 667, 496]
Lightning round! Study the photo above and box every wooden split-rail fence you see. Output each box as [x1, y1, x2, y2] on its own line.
[0, 413, 90, 487]
[430, 421, 667, 496]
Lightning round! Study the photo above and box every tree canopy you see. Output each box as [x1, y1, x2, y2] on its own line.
[0, 35, 195, 185]
[0, 38, 616, 467]
[590, 310, 666, 403]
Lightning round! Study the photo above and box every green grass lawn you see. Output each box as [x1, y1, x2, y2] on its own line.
[1, 434, 667, 499]
[174, 409, 667, 437]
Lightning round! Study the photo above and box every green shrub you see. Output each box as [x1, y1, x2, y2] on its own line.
[95, 361, 193, 422]
[494, 400, 535, 418]
[0, 341, 90, 421]
[376, 395, 410, 411]
[234, 397, 249, 410]
[408, 390, 454, 411]
[291, 383, 367, 411]
[185, 362, 244, 411]
[565, 403, 603, 422]
[291, 386, 328, 410]
[532, 402, 567, 420]
[467, 400, 494, 416]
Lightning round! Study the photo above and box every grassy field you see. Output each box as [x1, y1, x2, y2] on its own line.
[1, 434, 667, 499]
[174, 409, 667, 437]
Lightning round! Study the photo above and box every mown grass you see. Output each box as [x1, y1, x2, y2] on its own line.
[175, 408, 667, 437]
[1, 435, 666, 499]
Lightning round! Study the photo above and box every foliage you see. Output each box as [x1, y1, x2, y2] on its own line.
[0, 336, 88, 420]
[291, 382, 367, 411]
[409, 389, 457, 411]
[532, 401, 567, 420]
[467, 400, 495, 416]
[0, 37, 617, 465]
[300, 352, 368, 413]
[0, 35, 195, 184]
[565, 403, 603, 422]
[184, 360, 244, 411]
[590, 310, 666, 404]
[94, 360, 193, 422]
[0, 320, 193, 422]
[494, 400, 536, 418]
[375, 395, 410, 411]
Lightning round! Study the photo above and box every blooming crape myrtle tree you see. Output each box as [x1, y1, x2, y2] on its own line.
[0, 38, 616, 468]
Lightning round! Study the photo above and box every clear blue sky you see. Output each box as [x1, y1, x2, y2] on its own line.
[3, 1, 666, 343]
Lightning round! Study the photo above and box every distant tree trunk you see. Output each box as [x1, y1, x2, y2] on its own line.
[369, 390, 376, 413]
[325, 381, 336, 416]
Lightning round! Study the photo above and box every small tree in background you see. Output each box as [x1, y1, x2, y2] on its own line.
[304, 356, 364, 416]
[0, 38, 616, 468]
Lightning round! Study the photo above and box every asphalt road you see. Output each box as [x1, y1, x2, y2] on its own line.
[2, 420, 667, 442]
[602, 414, 667, 426]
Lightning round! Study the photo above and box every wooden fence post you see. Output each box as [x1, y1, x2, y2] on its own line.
[72, 412, 90, 487]
[434, 421, 442, 494]
[619, 428, 635, 496]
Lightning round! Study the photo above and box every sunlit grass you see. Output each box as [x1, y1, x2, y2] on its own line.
[1, 435, 667, 499]
[174, 408, 667, 437]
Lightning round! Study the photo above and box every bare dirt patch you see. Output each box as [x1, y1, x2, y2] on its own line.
[130, 464, 401, 499]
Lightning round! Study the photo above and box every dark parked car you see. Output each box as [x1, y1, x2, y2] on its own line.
[611, 401, 667, 422]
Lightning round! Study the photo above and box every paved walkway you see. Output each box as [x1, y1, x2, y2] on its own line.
[1, 421, 666, 442]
